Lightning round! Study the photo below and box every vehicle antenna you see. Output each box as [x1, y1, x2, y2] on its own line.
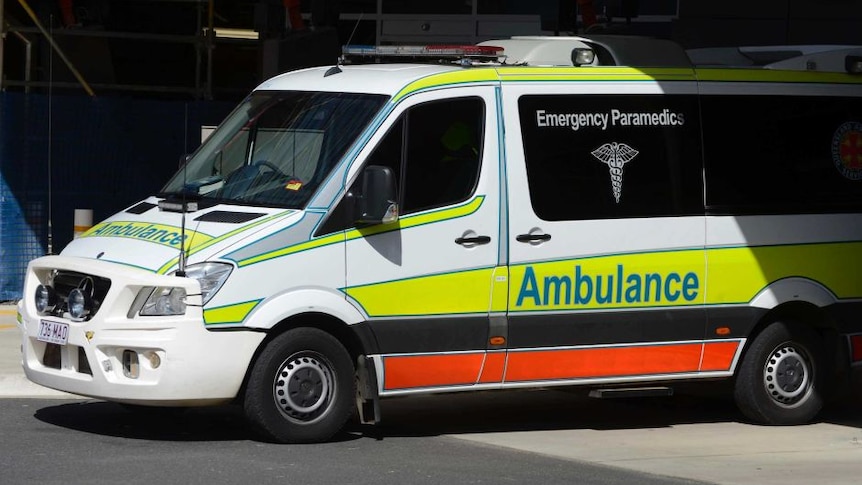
[341, 12, 363, 64]
[176, 103, 189, 277]
[46, 15, 54, 255]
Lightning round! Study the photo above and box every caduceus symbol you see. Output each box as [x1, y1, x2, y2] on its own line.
[591, 142, 639, 203]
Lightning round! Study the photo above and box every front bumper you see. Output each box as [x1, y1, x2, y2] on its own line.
[18, 255, 264, 406]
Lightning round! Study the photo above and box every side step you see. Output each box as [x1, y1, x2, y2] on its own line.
[588, 386, 674, 399]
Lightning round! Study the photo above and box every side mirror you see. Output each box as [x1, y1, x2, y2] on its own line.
[356, 165, 398, 225]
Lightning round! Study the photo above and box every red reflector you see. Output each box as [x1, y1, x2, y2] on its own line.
[851, 335, 862, 362]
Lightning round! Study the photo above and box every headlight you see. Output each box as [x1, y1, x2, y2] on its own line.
[182, 262, 233, 305]
[35, 285, 57, 313]
[140, 287, 187, 316]
[68, 288, 92, 320]
[135, 262, 232, 317]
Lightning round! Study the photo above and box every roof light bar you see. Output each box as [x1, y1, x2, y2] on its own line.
[341, 44, 505, 64]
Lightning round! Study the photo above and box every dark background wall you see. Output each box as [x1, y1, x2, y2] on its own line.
[0, 93, 233, 300]
[674, 0, 862, 47]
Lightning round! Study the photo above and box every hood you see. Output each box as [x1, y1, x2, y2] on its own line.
[61, 197, 299, 274]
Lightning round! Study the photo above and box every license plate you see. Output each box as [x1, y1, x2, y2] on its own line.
[37, 320, 69, 345]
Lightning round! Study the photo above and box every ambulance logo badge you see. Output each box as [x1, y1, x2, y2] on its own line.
[832, 121, 862, 180]
[591, 142, 639, 203]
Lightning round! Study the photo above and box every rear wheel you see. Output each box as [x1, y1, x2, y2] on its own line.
[734, 320, 824, 424]
[244, 327, 354, 443]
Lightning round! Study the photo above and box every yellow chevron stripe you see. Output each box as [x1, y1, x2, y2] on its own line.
[235, 196, 485, 267]
[344, 267, 497, 317]
[203, 300, 261, 325]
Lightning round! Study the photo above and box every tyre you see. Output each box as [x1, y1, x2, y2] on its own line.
[244, 327, 354, 443]
[734, 320, 825, 425]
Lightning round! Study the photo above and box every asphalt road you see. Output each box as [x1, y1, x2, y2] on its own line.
[0, 397, 708, 485]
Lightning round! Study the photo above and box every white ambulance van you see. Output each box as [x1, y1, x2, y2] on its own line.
[18, 36, 862, 443]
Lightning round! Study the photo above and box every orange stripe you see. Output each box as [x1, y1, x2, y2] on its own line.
[505, 343, 703, 382]
[384, 353, 484, 390]
[478, 352, 506, 383]
[700, 341, 740, 371]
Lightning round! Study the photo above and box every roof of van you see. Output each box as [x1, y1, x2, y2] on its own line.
[253, 36, 862, 98]
[255, 64, 462, 96]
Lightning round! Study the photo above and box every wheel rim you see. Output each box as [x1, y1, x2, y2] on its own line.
[273, 351, 335, 423]
[762, 342, 812, 407]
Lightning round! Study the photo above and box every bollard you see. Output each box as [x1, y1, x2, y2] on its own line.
[73, 209, 93, 239]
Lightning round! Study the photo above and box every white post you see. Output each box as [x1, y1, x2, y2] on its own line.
[73, 209, 93, 238]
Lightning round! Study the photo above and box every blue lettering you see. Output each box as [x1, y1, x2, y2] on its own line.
[516, 267, 541, 307]
[644, 273, 662, 302]
[615, 265, 623, 303]
[625, 274, 642, 303]
[595, 274, 613, 304]
[543, 275, 572, 306]
[574, 266, 593, 304]
[682, 272, 699, 301]
[664, 272, 681, 302]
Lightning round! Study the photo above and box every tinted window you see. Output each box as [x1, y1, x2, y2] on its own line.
[702, 95, 862, 214]
[518, 95, 703, 221]
[318, 96, 484, 235]
[372, 97, 484, 214]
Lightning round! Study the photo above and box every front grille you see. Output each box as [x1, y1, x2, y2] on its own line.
[78, 347, 92, 375]
[41, 344, 93, 375]
[43, 343, 61, 369]
[40, 270, 111, 320]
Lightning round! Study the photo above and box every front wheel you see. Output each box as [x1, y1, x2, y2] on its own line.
[244, 327, 354, 443]
[734, 321, 825, 425]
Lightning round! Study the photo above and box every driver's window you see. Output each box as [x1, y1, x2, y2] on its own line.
[365, 96, 484, 215]
[317, 96, 484, 236]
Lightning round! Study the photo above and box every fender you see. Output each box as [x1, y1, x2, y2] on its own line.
[749, 277, 838, 309]
[242, 286, 366, 330]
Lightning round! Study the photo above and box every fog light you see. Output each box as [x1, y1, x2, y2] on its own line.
[572, 48, 596, 66]
[145, 351, 161, 369]
[122, 350, 140, 379]
[68, 288, 92, 320]
[35, 285, 57, 313]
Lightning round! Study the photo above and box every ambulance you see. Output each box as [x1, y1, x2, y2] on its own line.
[17, 36, 862, 443]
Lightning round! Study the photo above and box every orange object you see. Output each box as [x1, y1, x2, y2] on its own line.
[58, 0, 76, 27]
[577, 0, 597, 29]
[478, 352, 506, 383]
[384, 353, 484, 390]
[283, 0, 305, 30]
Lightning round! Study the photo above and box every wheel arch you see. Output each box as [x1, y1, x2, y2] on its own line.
[736, 300, 848, 395]
[237, 310, 378, 405]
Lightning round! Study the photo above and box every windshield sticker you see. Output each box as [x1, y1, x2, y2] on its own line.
[591, 142, 639, 203]
[832, 121, 862, 180]
[285, 180, 303, 191]
[82, 221, 213, 250]
[535, 108, 685, 131]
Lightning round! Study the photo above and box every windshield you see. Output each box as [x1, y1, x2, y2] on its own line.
[162, 91, 388, 208]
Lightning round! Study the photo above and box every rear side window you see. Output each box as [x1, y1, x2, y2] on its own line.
[518, 95, 703, 221]
[701, 95, 862, 214]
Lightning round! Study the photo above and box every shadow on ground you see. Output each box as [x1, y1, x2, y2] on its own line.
[31, 385, 862, 443]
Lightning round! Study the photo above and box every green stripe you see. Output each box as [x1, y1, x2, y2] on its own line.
[235, 196, 485, 267]
[203, 299, 262, 325]
[157, 211, 295, 274]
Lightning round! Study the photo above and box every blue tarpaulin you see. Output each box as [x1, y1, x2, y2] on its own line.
[0, 92, 233, 301]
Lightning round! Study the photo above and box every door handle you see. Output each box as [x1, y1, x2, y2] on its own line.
[455, 235, 491, 245]
[516, 233, 551, 243]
